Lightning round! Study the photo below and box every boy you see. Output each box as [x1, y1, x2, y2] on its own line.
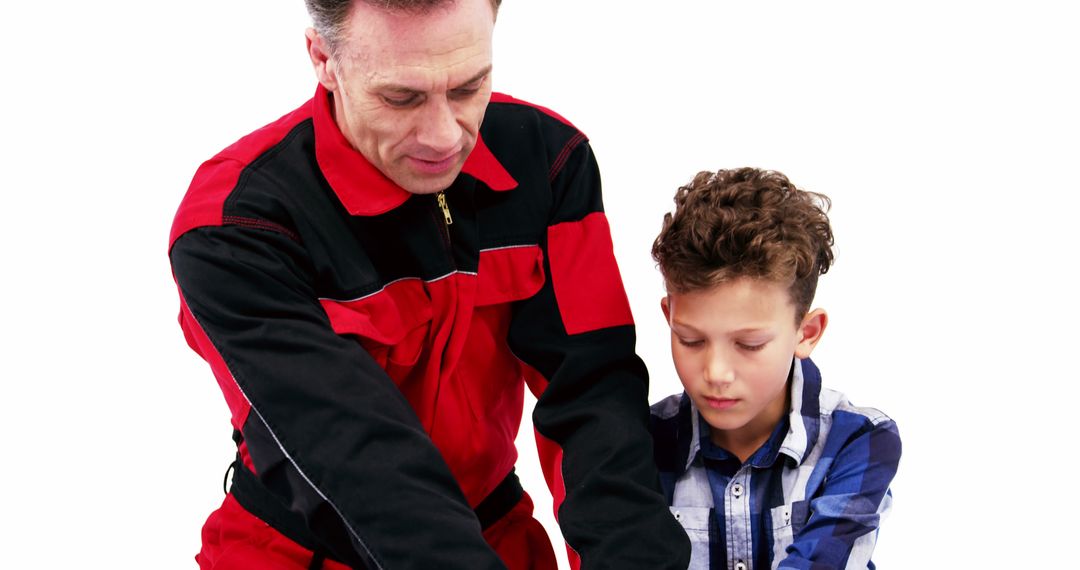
[649, 168, 901, 569]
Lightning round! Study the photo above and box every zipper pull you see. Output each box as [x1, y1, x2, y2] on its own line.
[437, 191, 453, 225]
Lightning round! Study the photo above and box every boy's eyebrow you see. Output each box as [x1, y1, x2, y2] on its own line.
[670, 320, 772, 336]
[376, 65, 493, 94]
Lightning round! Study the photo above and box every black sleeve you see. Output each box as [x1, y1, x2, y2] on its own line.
[171, 223, 506, 570]
[507, 140, 692, 569]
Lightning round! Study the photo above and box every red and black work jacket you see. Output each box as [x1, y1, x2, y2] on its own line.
[169, 85, 690, 569]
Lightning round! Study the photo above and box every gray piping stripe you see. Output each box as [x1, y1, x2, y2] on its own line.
[319, 270, 479, 303]
[479, 244, 539, 252]
[183, 302, 384, 568]
[319, 276, 422, 304]
[234, 377, 385, 569]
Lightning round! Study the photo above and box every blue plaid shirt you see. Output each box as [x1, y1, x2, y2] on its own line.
[650, 358, 901, 570]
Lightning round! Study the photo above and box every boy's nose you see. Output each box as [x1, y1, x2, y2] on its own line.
[704, 351, 735, 385]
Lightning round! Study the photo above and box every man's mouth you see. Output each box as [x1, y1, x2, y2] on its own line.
[407, 153, 460, 175]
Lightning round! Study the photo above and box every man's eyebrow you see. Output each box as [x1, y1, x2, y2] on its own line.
[451, 65, 492, 90]
[373, 65, 492, 94]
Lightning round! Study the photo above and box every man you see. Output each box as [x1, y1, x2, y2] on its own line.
[169, 0, 690, 568]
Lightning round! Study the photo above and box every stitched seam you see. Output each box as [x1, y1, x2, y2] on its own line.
[548, 131, 587, 183]
[224, 120, 312, 212]
[222, 216, 301, 243]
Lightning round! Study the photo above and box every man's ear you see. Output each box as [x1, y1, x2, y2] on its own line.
[660, 296, 671, 323]
[305, 28, 340, 92]
[794, 308, 827, 359]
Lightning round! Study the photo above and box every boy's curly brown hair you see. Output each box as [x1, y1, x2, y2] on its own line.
[651, 167, 834, 322]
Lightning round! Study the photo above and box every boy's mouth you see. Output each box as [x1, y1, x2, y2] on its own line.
[703, 396, 739, 410]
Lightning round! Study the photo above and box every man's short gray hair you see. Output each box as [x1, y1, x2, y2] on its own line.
[306, 0, 502, 54]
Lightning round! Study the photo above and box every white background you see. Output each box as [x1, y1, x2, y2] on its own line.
[3, 1, 1077, 567]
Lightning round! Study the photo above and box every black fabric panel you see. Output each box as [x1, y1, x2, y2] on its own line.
[171, 225, 504, 570]
[545, 140, 605, 226]
[503, 129, 691, 568]
[220, 120, 466, 297]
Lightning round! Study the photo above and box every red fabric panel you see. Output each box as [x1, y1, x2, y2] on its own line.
[490, 92, 579, 132]
[462, 133, 518, 192]
[546, 212, 634, 335]
[482, 491, 559, 570]
[169, 104, 312, 249]
[178, 290, 253, 470]
[198, 492, 555, 570]
[477, 246, 545, 306]
[535, 430, 581, 570]
[196, 494, 351, 570]
[319, 279, 433, 345]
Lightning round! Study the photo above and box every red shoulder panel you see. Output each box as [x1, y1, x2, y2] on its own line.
[546, 212, 634, 335]
[489, 92, 580, 133]
[168, 102, 314, 249]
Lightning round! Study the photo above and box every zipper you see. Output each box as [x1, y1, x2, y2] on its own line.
[437, 191, 453, 225]
[432, 191, 453, 254]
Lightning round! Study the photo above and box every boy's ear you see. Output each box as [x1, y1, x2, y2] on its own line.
[794, 309, 828, 359]
[660, 296, 671, 323]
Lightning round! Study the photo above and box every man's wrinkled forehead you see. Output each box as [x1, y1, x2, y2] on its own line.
[339, 0, 494, 79]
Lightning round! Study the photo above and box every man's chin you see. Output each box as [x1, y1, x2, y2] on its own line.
[395, 166, 464, 195]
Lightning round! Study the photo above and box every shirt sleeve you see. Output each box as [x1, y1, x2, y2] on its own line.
[171, 223, 506, 570]
[507, 139, 692, 570]
[777, 418, 902, 569]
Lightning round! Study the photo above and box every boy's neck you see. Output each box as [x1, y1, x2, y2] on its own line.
[709, 381, 791, 463]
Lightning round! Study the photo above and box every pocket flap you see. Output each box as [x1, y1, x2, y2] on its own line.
[476, 245, 545, 306]
[770, 500, 810, 533]
[319, 278, 433, 345]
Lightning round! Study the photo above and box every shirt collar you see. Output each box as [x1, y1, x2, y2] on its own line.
[679, 357, 823, 472]
[311, 83, 517, 216]
[776, 357, 823, 466]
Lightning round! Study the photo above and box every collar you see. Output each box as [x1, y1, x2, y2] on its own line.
[312, 84, 517, 216]
[777, 357, 823, 466]
[680, 357, 823, 472]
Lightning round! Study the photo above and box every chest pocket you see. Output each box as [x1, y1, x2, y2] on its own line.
[769, 500, 811, 562]
[475, 245, 545, 307]
[319, 278, 433, 382]
[670, 506, 712, 570]
[450, 245, 545, 418]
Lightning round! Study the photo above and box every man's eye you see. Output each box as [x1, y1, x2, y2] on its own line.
[382, 94, 419, 107]
[449, 87, 481, 99]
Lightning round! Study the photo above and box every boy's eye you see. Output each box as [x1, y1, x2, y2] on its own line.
[677, 338, 705, 348]
[737, 342, 767, 352]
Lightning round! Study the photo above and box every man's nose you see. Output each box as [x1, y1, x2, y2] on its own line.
[416, 97, 462, 154]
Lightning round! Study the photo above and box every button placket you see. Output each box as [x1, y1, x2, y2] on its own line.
[725, 472, 752, 570]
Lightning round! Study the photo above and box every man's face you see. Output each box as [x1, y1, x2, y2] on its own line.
[309, 0, 495, 195]
[662, 278, 824, 455]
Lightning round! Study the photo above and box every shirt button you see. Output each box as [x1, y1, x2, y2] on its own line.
[735, 561, 747, 570]
[673, 510, 682, 521]
[731, 483, 744, 498]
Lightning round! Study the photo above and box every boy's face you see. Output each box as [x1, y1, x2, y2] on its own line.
[662, 277, 826, 454]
